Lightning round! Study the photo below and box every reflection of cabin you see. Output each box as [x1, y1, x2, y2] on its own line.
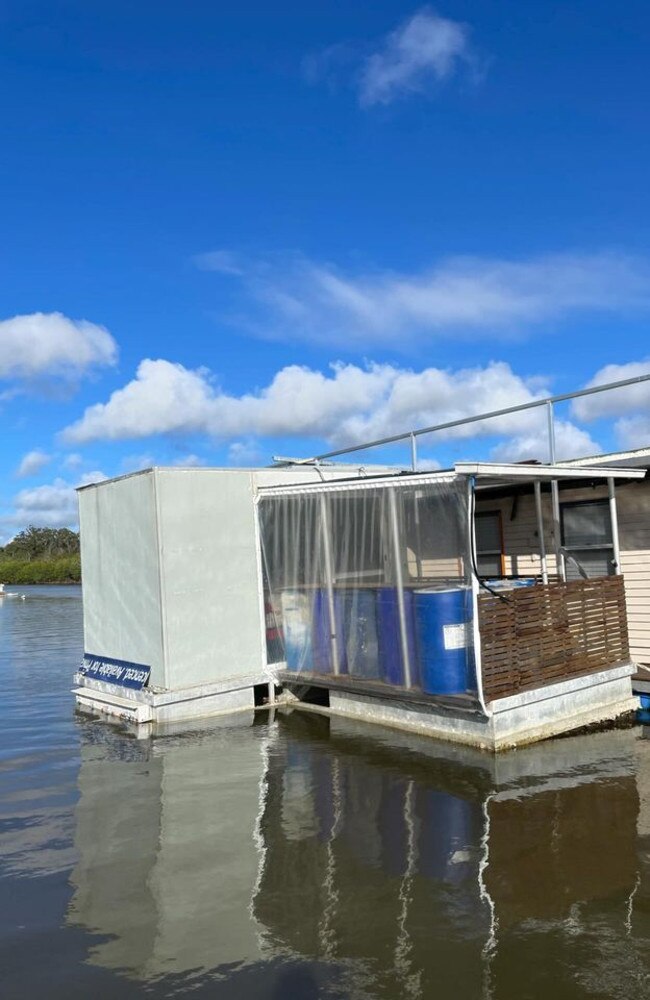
[68, 717, 264, 978]
[253, 713, 645, 998]
[259, 462, 644, 750]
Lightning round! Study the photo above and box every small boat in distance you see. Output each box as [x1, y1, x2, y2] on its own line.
[0, 583, 25, 599]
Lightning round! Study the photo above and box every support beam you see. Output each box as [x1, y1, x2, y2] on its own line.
[534, 481, 549, 585]
[468, 477, 488, 716]
[319, 494, 340, 675]
[388, 487, 412, 690]
[410, 433, 418, 472]
[608, 477, 622, 574]
[546, 401, 566, 582]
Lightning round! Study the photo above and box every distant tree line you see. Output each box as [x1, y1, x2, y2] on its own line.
[0, 526, 81, 584]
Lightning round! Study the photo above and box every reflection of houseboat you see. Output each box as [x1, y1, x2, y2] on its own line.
[68, 714, 265, 978]
[74, 459, 645, 748]
[253, 714, 648, 999]
[66, 710, 650, 997]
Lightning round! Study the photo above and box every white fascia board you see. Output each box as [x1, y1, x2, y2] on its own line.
[455, 461, 646, 481]
[256, 470, 458, 499]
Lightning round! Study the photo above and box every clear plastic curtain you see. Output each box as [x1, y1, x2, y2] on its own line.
[258, 478, 476, 697]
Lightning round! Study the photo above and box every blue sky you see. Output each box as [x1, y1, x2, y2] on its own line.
[1, 1, 650, 539]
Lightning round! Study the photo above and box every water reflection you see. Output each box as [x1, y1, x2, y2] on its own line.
[252, 713, 650, 999]
[66, 707, 650, 998]
[68, 714, 267, 980]
[3, 587, 650, 997]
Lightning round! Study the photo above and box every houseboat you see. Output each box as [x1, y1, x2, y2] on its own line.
[73, 459, 645, 750]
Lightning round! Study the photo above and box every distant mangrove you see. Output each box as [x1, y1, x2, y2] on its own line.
[0, 527, 81, 584]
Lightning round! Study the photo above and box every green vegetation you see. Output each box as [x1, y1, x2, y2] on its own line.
[0, 527, 81, 584]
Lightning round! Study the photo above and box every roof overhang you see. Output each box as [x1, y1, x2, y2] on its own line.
[256, 461, 646, 499]
[456, 461, 646, 484]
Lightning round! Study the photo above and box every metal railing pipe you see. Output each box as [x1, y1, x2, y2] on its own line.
[301, 371, 650, 465]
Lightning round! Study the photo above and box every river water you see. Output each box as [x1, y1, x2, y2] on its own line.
[1, 585, 650, 998]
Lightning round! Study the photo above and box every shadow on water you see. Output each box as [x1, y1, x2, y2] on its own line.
[2, 587, 650, 998]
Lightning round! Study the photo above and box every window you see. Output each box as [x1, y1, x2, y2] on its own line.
[561, 500, 614, 580]
[475, 511, 504, 578]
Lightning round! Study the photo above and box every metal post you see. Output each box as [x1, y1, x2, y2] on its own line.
[546, 401, 566, 582]
[468, 476, 489, 716]
[534, 481, 548, 585]
[608, 477, 621, 574]
[410, 433, 418, 472]
[319, 494, 340, 675]
[388, 487, 412, 689]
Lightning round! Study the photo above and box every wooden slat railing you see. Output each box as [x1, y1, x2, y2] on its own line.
[478, 576, 630, 702]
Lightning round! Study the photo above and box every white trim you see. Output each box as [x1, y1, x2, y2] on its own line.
[456, 462, 646, 481]
[257, 471, 458, 498]
[252, 493, 273, 681]
[256, 462, 645, 499]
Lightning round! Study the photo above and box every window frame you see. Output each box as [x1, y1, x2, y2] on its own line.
[474, 509, 505, 578]
[560, 498, 615, 579]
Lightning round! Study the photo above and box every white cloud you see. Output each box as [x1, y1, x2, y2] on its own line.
[120, 453, 155, 474]
[614, 415, 650, 450]
[198, 250, 650, 348]
[0, 312, 117, 382]
[193, 250, 244, 275]
[569, 360, 650, 450]
[172, 453, 206, 467]
[491, 421, 601, 463]
[415, 457, 442, 471]
[571, 360, 650, 421]
[62, 357, 597, 463]
[61, 452, 84, 471]
[62, 359, 218, 443]
[8, 470, 107, 532]
[15, 450, 51, 478]
[228, 440, 262, 466]
[359, 8, 475, 107]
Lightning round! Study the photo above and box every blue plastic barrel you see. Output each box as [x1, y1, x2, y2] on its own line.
[343, 589, 380, 679]
[280, 590, 312, 672]
[376, 587, 417, 687]
[414, 587, 473, 696]
[312, 589, 347, 674]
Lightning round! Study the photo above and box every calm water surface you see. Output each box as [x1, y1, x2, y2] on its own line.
[1, 586, 650, 999]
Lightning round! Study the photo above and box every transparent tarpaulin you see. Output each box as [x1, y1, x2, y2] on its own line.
[258, 476, 477, 698]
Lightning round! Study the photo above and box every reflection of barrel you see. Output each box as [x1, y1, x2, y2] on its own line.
[312, 589, 347, 674]
[417, 788, 475, 883]
[281, 590, 312, 672]
[414, 588, 472, 695]
[376, 587, 417, 687]
[343, 589, 380, 680]
[341, 762, 383, 868]
[379, 777, 409, 877]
